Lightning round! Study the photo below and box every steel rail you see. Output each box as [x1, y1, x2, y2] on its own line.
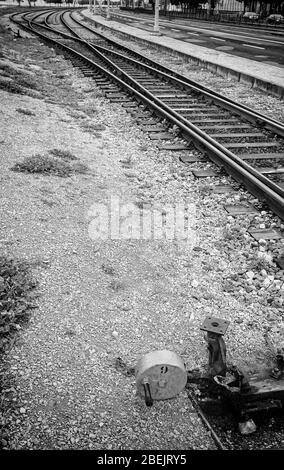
[15, 8, 284, 138]
[10, 10, 284, 220]
[68, 10, 284, 136]
[20, 8, 284, 137]
[86, 40, 284, 138]
[55, 12, 284, 202]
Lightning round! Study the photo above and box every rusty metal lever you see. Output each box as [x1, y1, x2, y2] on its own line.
[142, 379, 153, 407]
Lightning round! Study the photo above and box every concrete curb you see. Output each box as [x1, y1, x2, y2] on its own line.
[81, 10, 284, 100]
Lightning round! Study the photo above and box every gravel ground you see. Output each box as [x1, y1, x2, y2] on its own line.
[0, 9, 284, 451]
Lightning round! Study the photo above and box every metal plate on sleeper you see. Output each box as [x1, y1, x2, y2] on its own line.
[200, 317, 230, 336]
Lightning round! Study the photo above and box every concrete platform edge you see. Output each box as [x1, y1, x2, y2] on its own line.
[81, 11, 284, 100]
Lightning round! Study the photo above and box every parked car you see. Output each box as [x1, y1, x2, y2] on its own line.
[266, 14, 284, 24]
[242, 12, 259, 21]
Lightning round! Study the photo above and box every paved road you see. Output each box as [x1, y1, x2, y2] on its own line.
[108, 11, 284, 68]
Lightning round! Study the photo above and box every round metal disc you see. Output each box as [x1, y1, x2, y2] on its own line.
[136, 350, 187, 401]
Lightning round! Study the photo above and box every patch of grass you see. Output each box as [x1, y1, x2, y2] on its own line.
[88, 123, 106, 131]
[109, 280, 125, 291]
[41, 198, 56, 207]
[80, 121, 102, 135]
[16, 108, 35, 116]
[15, 75, 37, 90]
[0, 78, 26, 95]
[67, 109, 87, 119]
[222, 225, 244, 242]
[71, 161, 89, 174]
[114, 357, 135, 377]
[11, 154, 88, 178]
[83, 105, 99, 116]
[56, 73, 66, 79]
[101, 263, 115, 275]
[249, 256, 272, 272]
[49, 148, 78, 161]
[0, 64, 16, 75]
[0, 63, 37, 94]
[198, 184, 212, 196]
[120, 156, 133, 168]
[134, 201, 147, 209]
[0, 256, 37, 352]
[91, 89, 105, 98]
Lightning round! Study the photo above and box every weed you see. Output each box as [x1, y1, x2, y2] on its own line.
[0, 256, 37, 352]
[223, 225, 243, 242]
[134, 201, 146, 209]
[16, 108, 35, 116]
[83, 105, 99, 116]
[80, 121, 102, 133]
[11, 154, 88, 177]
[0, 64, 15, 75]
[120, 156, 133, 168]
[41, 198, 56, 207]
[91, 89, 104, 98]
[101, 263, 115, 275]
[198, 184, 212, 196]
[49, 148, 78, 161]
[56, 73, 66, 79]
[249, 256, 272, 272]
[70, 161, 89, 174]
[0, 63, 37, 95]
[0, 78, 25, 95]
[88, 123, 106, 131]
[109, 280, 125, 291]
[15, 75, 37, 90]
[114, 357, 135, 376]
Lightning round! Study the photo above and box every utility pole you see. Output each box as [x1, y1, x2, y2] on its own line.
[153, 0, 160, 33]
[90, 0, 97, 13]
[207, 0, 212, 17]
[106, 0, 111, 20]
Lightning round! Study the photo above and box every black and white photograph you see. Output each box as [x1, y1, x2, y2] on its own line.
[0, 0, 284, 458]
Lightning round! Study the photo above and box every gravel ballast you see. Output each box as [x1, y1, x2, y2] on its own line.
[0, 9, 284, 451]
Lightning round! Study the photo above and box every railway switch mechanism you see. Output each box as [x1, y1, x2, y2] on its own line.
[187, 316, 284, 434]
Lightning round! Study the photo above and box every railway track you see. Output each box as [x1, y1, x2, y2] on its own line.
[10, 8, 284, 221]
[5, 9, 284, 449]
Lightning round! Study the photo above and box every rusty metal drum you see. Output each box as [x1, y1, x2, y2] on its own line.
[135, 350, 187, 402]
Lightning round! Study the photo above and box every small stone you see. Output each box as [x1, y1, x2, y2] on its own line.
[19, 407, 26, 414]
[258, 239, 267, 246]
[263, 278, 271, 287]
[267, 312, 278, 321]
[112, 331, 119, 338]
[258, 252, 273, 263]
[273, 298, 283, 308]
[238, 419, 256, 435]
[191, 280, 199, 288]
[246, 271, 255, 280]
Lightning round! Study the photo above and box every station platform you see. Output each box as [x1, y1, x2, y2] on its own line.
[81, 9, 284, 99]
